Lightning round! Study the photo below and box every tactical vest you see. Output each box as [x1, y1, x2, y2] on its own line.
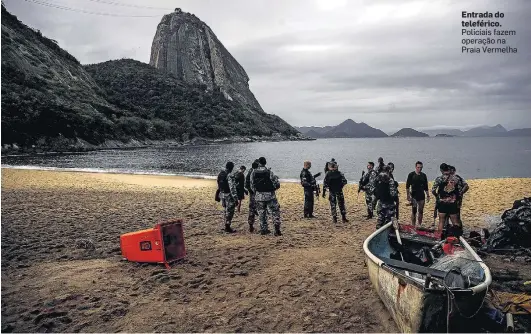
[327, 171, 344, 193]
[253, 169, 275, 192]
[375, 177, 393, 203]
[217, 170, 230, 193]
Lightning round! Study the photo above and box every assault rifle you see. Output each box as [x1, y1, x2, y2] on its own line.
[313, 172, 322, 201]
[357, 170, 366, 201]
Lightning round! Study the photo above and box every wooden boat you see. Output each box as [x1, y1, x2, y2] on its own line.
[363, 221, 492, 333]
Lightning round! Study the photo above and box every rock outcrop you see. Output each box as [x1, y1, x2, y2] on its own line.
[391, 128, 429, 137]
[296, 119, 388, 138]
[149, 8, 263, 113]
[1, 5, 303, 152]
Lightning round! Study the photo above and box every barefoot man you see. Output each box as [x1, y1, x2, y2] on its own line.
[406, 161, 430, 226]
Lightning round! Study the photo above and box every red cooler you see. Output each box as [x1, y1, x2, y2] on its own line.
[120, 219, 186, 268]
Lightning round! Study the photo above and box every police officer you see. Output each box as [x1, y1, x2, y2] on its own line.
[323, 161, 348, 223]
[245, 159, 260, 232]
[360, 161, 378, 219]
[387, 162, 400, 219]
[250, 157, 282, 236]
[374, 165, 399, 229]
[300, 161, 317, 218]
[324, 158, 336, 173]
[375, 157, 385, 174]
[431, 164, 462, 237]
[216, 161, 239, 233]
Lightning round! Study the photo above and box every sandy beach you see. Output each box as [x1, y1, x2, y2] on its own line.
[1, 168, 530, 332]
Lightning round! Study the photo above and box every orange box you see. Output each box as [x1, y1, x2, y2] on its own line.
[120, 219, 186, 268]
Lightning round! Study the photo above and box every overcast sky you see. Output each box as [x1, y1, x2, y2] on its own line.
[4, 0, 531, 132]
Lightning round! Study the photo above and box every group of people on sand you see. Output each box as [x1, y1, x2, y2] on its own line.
[216, 156, 469, 239]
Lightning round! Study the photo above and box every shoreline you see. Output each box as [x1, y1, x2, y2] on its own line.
[2, 166, 530, 185]
[2, 168, 531, 332]
[0, 135, 316, 155]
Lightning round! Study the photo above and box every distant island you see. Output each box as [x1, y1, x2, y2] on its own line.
[295, 119, 388, 138]
[390, 128, 429, 138]
[421, 124, 531, 137]
[297, 121, 531, 139]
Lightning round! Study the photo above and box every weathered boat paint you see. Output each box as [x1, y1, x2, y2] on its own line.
[363, 222, 492, 333]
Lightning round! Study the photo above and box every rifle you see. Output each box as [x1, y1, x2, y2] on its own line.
[313, 172, 322, 201]
[357, 170, 366, 201]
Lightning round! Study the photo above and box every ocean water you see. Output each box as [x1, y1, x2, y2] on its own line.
[2, 137, 531, 183]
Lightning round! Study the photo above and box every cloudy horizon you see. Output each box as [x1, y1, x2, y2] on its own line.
[3, 0, 531, 132]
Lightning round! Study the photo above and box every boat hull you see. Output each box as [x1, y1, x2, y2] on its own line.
[364, 222, 491, 333]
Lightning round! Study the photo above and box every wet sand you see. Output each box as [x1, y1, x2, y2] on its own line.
[1, 169, 530, 332]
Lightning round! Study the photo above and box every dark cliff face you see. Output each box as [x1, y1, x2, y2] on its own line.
[149, 9, 264, 114]
[1, 5, 301, 151]
[1, 5, 121, 147]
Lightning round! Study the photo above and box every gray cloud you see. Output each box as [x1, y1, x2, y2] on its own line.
[4, 0, 531, 131]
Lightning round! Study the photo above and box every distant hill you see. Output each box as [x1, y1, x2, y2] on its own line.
[304, 129, 324, 138]
[297, 119, 387, 138]
[391, 128, 429, 138]
[326, 119, 388, 138]
[507, 128, 531, 136]
[295, 126, 334, 135]
[422, 129, 465, 137]
[463, 124, 507, 137]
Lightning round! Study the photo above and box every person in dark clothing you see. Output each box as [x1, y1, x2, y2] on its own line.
[217, 161, 239, 233]
[375, 157, 385, 174]
[387, 162, 400, 219]
[374, 166, 398, 229]
[250, 157, 282, 236]
[360, 162, 378, 219]
[245, 160, 260, 232]
[323, 161, 348, 223]
[300, 160, 317, 218]
[432, 164, 462, 235]
[324, 158, 336, 173]
[406, 161, 430, 226]
[236, 166, 247, 201]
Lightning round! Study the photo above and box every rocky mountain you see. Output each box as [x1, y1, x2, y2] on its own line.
[1, 5, 302, 152]
[326, 119, 388, 138]
[296, 119, 388, 138]
[150, 8, 262, 113]
[391, 128, 429, 137]
[462, 124, 507, 137]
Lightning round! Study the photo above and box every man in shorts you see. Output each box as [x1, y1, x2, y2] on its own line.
[432, 164, 462, 237]
[406, 161, 430, 226]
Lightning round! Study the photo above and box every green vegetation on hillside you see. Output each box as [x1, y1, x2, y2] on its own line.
[1, 5, 298, 151]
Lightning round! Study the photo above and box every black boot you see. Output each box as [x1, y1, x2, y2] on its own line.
[225, 224, 235, 233]
[332, 216, 338, 224]
[260, 229, 271, 235]
[249, 224, 255, 233]
[274, 226, 282, 236]
[342, 214, 349, 223]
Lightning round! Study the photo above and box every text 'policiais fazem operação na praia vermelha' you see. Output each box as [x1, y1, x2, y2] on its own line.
[461, 11, 517, 54]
